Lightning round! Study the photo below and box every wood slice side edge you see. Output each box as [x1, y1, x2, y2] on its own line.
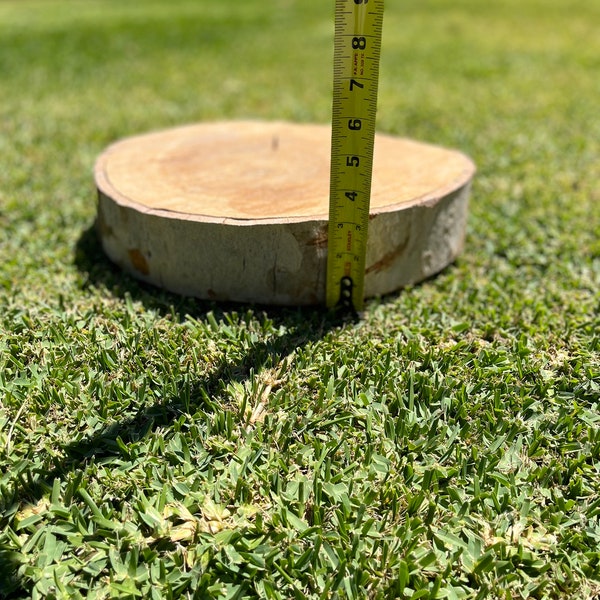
[96, 181, 472, 305]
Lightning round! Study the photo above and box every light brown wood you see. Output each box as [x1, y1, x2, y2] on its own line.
[95, 121, 475, 305]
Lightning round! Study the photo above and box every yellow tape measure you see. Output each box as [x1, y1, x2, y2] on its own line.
[326, 0, 384, 311]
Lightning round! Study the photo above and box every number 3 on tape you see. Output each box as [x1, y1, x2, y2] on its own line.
[326, 0, 384, 312]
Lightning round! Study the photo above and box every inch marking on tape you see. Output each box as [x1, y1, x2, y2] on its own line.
[326, 0, 384, 311]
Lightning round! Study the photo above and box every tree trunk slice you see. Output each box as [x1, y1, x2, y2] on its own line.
[95, 121, 475, 305]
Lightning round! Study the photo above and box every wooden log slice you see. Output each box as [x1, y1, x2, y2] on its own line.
[95, 121, 475, 305]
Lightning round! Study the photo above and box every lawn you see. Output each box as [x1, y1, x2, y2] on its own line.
[0, 0, 599, 598]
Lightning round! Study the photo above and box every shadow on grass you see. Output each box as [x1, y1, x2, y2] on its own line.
[0, 224, 353, 598]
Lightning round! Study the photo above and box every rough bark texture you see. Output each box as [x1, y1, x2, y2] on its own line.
[95, 121, 475, 305]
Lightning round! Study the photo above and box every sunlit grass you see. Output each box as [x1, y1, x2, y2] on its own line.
[1, 0, 599, 598]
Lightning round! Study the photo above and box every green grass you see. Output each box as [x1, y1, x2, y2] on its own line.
[1, 0, 599, 598]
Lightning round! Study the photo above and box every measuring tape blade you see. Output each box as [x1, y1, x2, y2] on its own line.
[326, 0, 384, 311]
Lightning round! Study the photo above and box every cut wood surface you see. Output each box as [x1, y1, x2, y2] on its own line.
[95, 121, 475, 305]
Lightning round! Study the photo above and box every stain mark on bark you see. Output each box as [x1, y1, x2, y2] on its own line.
[365, 237, 410, 275]
[128, 249, 149, 275]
